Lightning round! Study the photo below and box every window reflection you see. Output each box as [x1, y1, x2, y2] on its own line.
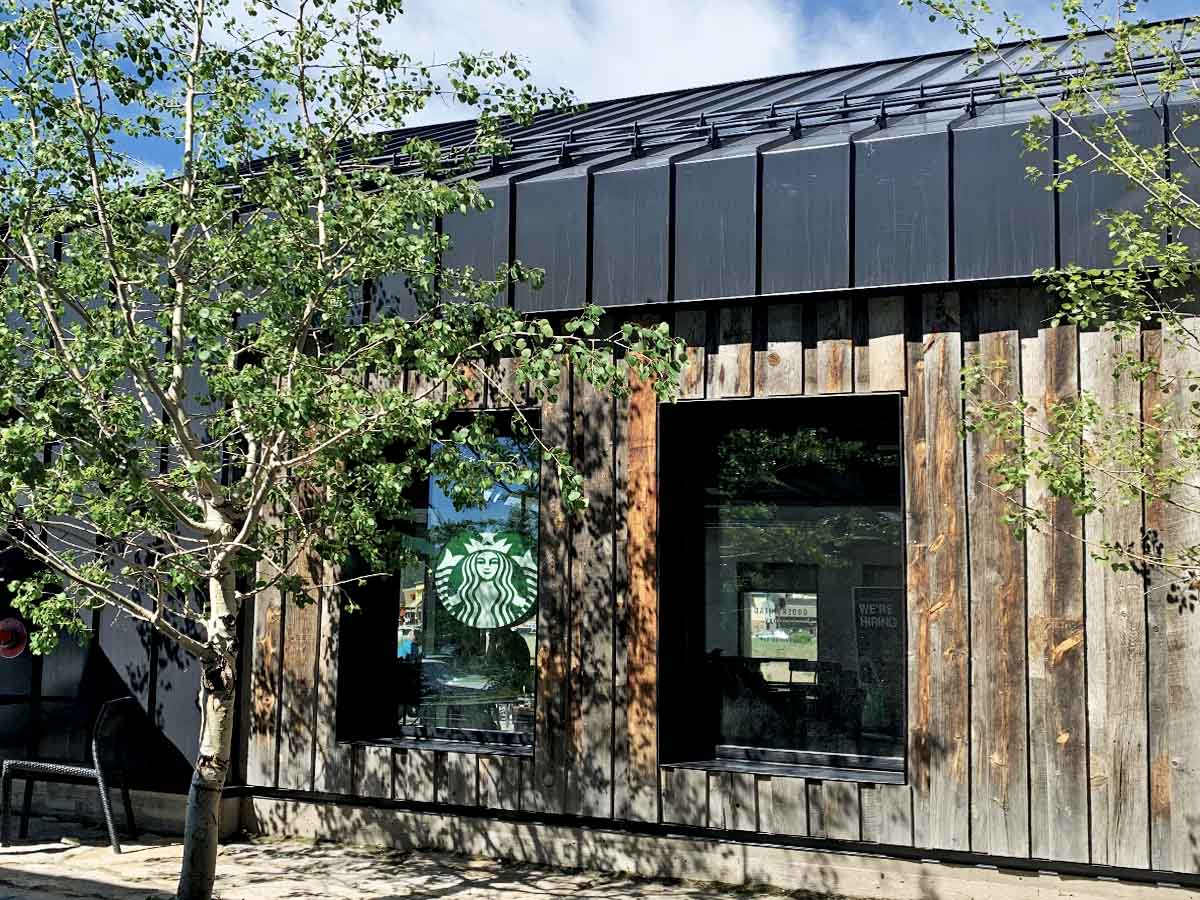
[394, 437, 540, 744]
[662, 396, 905, 771]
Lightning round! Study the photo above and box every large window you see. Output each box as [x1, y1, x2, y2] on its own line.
[339, 431, 540, 748]
[660, 396, 904, 775]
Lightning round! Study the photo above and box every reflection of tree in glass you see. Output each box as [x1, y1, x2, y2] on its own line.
[713, 427, 900, 570]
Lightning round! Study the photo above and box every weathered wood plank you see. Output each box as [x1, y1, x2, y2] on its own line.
[313, 569, 352, 795]
[966, 293, 1030, 858]
[808, 781, 860, 842]
[868, 295, 907, 393]
[486, 357, 529, 409]
[613, 371, 659, 823]
[247, 569, 283, 788]
[276, 549, 322, 792]
[674, 308, 707, 400]
[854, 296, 871, 393]
[907, 290, 970, 851]
[1145, 321, 1200, 874]
[1021, 292, 1089, 864]
[354, 745, 393, 800]
[532, 381, 572, 814]
[393, 748, 435, 803]
[479, 755, 521, 811]
[756, 776, 807, 836]
[661, 768, 708, 827]
[566, 374, 615, 818]
[754, 303, 805, 397]
[1081, 324, 1149, 870]
[816, 297, 853, 394]
[438, 752, 478, 807]
[707, 306, 753, 399]
[707, 772, 756, 832]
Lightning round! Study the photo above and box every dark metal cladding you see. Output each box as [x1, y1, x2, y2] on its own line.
[673, 151, 758, 301]
[441, 183, 510, 304]
[761, 142, 851, 293]
[592, 159, 671, 306]
[1058, 104, 1164, 269]
[513, 172, 589, 312]
[373, 271, 420, 321]
[854, 130, 950, 287]
[1170, 101, 1200, 254]
[953, 120, 1055, 278]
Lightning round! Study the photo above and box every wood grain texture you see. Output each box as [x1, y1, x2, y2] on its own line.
[906, 290, 970, 851]
[1020, 293, 1089, 864]
[808, 781, 860, 841]
[438, 752, 479, 807]
[479, 755, 522, 811]
[755, 303, 805, 397]
[276, 552, 321, 792]
[393, 748, 436, 803]
[661, 768, 708, 827]
[707, 305, 753, 398]
[816, 297, 853, 394]
[705, 772, 756, 832]
[756, 776, 808, 836]
[613, 371, 659, 823]
[854, 296, 871, 394]
[1145, 321, 1200, 874]
[354, 745, 393, 799]
[566, 374, 616, 818]
[674, 308, 707, 400]
[1081, 325, 1149, 870]
[868, 295, 907, 392]
[966, 294, 1030, 858]
[247, 564, 283, 788]
[532, 381, 572, 814]
[313, 571, 352, 795]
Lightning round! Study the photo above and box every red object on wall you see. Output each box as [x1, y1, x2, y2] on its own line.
[0, 616, 28, 659]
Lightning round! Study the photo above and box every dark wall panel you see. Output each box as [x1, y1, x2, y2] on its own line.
[854, 132, 950, 287]
[1059, 105, 1164, 269]
[592, 164, 670, 306]
[761, 143, 851, 293]
[442, 184, 510, 305]
[514, 174, 589, 313]
[674, 153, 757, 301]
[954, 122, 1054, 278]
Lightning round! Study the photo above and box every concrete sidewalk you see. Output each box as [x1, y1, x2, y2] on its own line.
[0, 817, 779, 900]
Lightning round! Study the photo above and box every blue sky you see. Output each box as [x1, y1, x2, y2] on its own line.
[399, 0, 1200, 123]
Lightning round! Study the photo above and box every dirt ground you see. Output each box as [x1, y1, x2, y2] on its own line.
[0, 816, 783, 900]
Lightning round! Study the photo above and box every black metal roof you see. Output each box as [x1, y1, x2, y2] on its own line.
[368, 26, 1199, 316]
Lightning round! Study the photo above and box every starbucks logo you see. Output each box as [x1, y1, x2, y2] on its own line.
[434, 531, 538, 629]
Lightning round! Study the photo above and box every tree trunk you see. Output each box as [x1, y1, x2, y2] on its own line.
[177, 573, 240, 900]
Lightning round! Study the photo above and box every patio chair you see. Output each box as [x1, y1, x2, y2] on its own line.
[0, 696, 139, 853]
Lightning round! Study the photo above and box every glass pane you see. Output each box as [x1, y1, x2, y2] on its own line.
[396, 436, 540, 744]
[664, 396, 904, 767]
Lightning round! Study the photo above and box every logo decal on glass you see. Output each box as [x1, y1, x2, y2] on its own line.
[434, 531, 538, 629]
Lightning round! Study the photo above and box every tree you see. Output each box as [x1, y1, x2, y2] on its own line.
[903, 1, 1200, 596]
[0, 0, 684, 897]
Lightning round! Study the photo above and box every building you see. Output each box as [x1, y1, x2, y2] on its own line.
[6, 23, 1200, 898]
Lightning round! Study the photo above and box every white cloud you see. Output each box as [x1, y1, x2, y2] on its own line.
[388, 0, 1088, 124]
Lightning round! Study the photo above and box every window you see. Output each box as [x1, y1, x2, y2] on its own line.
[338, 430, 540, 749]
[660, 396, 904, 775]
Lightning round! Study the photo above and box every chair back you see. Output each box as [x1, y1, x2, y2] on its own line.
[90, 697, 138, 770]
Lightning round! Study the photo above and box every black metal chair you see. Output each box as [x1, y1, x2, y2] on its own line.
[1, 696, 138, 852]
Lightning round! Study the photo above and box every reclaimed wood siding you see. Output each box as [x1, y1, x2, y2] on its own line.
[965, 293, 1029, 858]
[250, 289, 1200, 879]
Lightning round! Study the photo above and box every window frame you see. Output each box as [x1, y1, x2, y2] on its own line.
[656, 394, 908, 781]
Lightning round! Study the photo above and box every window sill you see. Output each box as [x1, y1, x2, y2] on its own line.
[662, 758, 905, 786]
[342, 737, 533, 758]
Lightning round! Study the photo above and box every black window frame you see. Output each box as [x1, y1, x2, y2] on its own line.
[657, 394, 908, 781]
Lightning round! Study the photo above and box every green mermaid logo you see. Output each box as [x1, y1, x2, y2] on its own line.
[434, 531, 538, 629]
